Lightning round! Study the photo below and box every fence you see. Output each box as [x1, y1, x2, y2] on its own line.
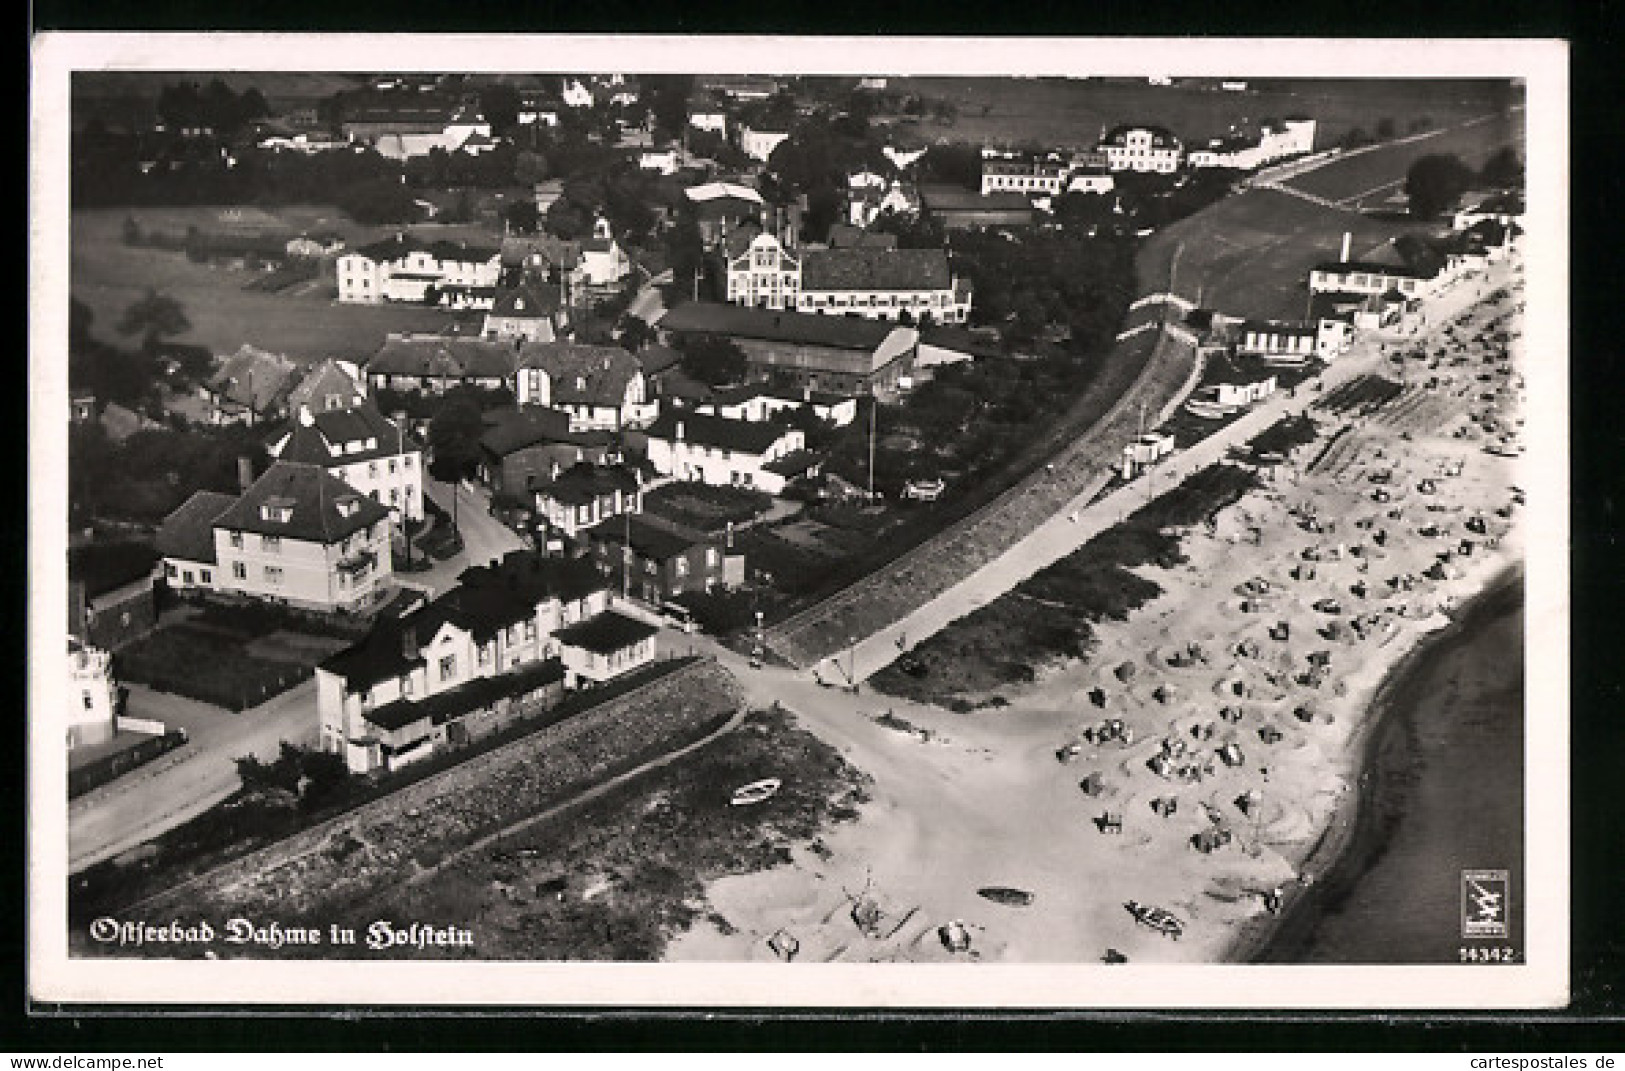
[69, 730, 188, 799]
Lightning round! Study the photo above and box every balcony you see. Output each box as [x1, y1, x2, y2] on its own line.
[337, 548, 378, 577]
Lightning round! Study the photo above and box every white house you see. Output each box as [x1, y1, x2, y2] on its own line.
[849, 180, 919, 228]
[1122, 432, 1175, 478]
[1188, 118, 1317, 170]
[337, 234, 503, 305]
[699, 384, 858, 427]
[642, 410, 811, 495]
[688, 105, 728, 136]
[67, 637, 119, 750]
[532, 462, 643, 538]
[1236, 319, 1353, 364]
[639, 149, 682, 175]
[481, 284, 569, 345]
[1098, 125, 1184, 173]
[740, 126, 790, 163]
[366, 334, 519, 394]
[514, 341, 654, 432]
[267, 401, 426, 523]
[576, 217, 633, 289]
[316, 552, 655, 772]
[562, 79, 596, 109]
[725, 232, 972, 324]
[157, 462, 394, 613]
[1308, 259, 1440, 301]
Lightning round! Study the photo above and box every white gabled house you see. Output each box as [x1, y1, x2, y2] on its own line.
[266, 401, 426, 523]
[642, 410, 815, 495]
[315, 552, 657, 773]
[514, 341, 654, 432]
[337, 234, 503, 305]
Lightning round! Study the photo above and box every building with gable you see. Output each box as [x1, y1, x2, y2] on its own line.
[1097, 124, 1184, 173]
[584, 513, 743, 603]
[266, 401, 425, 522]
[642, 410, 814, 494]
[724, 232, 971, 324]
[316, 550, 657, 772]
[481, 284, 569, 345]
[366, 334, 518, 394]
[157, 461, 394, 613]
[699, 383, 858, 427]
[532, 461, 644, 538]
[1187, 118, 1316, 170]
[285, 358, 367, 416]
[740, 126, 791, 163]
[478, 407, 616, 501]
[513, 341, 653, 431]
[337, 234, 503, 305]
[203, 345, 299, 426]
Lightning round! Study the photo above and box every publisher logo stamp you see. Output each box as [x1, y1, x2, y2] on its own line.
[1461, 869, 1511, 939]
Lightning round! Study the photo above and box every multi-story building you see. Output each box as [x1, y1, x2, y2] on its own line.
[157, 461, 394, 614]
[725, 233, 971, 325]
[481, 284, 569, 345]
[315, 551, 657, 772]
[532, 462, 643, 538]
[67, 637, 119, 751]
[1097, 124, 1184, 173]
[266, 401, 426, 523]
[478, 407, 616, 502]
[514, 341, 654, 432]
[642, 411, 813, 495]
[203, 345, 299, 426]
[337, 234, 503, 305]
[584, 513, 744, 603]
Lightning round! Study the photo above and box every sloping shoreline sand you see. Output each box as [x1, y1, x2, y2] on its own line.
[666, 258, 1526, 966]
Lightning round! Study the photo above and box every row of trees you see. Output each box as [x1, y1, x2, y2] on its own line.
[1404, 147, 1522, 219]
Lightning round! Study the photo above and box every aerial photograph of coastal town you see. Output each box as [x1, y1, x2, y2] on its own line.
[34, 37, 1560, 1005]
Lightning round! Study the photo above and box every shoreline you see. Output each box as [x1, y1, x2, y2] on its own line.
[1233, 561, 1525, 963]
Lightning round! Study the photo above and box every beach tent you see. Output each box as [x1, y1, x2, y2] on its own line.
[1114, 661, 1138, 682]
[938, 921, 972, 954]
[1218, 742, 1245, 767]
[1235, 790, 1261, 815]
[1078, 772, 1107, 797]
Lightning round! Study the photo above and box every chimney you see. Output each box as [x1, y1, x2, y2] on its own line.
[402, 624, 419, 661]
[237, 456, 255, 492]
[1340, 232, 1352, 263]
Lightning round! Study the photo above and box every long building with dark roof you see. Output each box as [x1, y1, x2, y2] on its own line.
[315, 549, 656, 773]
[725, 232, 972, 324]
[366, 333, 518, 393]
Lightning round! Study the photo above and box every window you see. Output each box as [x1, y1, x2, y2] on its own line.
[675, 557, 689, 577]
[229, 532, 243, 549]
[644, 559, 658, 575]
[389, 458, 397, 474]
[439, 654, 457, 682]
[200, 570, 212, 584]
[83, 690, 95, 710]
[166, 563, 178, 578]
[478, 644, 492, 666]
[524, 620, 536, 641]
[262, 534, 281, 552]
[707, 548, 720, 568]
[181, 570, 193, 584]
[369, 461, 379, 478]
[263, 565, 284, 584]
[403, 455, 413, 468]
[403, 676, 414, 697]
[232, 562, 247, 580]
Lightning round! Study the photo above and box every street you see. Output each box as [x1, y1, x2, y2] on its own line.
[413, 476, 529, 596]
[68, 678, 319, 872]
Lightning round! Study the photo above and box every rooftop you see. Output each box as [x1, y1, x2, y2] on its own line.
[645, 409, 798, 455]
[555, 611, 660, 655]
[368, 334, 519, 381]
[659, 301, 899, 351]
[585, 511, 713, 560]
[155, 491, 236, 566]
[352, 233, 501, 265]
[479, 406, 577, 458]
[270, 400, 422, 467]
[517, 342, 642, 408]
[801, 247, 951, 292]
[211, 462, 391, 543]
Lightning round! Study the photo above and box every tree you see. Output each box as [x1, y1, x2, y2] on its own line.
[673, 332, 748, 386]
[1478, 146, 1524, 189]
[335, 177, 421, 225]
[615, 314, 656, 351]
[546, 195, 596, 240]
[479, 83, 523, 137]
[427, 396, 486, 483]
[1404, 153, 1473, 219]
[116, 290, 191, 351]
[639, 74, 695, 142]
[514, 150, 549, 187]
[504, 199, 541, 235]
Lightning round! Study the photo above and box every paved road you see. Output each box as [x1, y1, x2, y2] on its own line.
[68, 679, 320, 873]
[413, 477, 529, 596]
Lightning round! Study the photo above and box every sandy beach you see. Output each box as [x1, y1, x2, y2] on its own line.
[666, 256, 1527, 966]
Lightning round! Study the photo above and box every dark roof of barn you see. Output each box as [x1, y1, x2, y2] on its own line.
[800, 247, 951, 292]
[478, 406, 577, 457]
[368, 334, 519, 380]
[555, 611, 660, 654]
[658, 301, 896, 350]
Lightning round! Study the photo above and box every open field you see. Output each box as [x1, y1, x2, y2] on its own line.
[1283, 112, 1525, 207]
[71, 207, 486, 360]
[1135, 188, 1436, 322]
[887, 76, 1520, 154]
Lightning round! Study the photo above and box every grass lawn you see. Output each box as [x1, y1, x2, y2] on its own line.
[1283, 112, 1525, 206]
[643, 483, 773, 533]
[888, 76, 1518, 154]
[1135, 188, 1436, 323]
[72, 207, 489, 361]
[117, 622, 313, 712]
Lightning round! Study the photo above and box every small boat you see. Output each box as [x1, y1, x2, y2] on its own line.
[729, 778, 782, 807]
[1124, 900, 1185, 939]
[977, 886, 1035, 907]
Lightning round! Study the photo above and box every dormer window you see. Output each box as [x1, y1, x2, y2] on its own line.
[336, 495, 360, 519]
[576, 376, 586, 391]
[260, 498, 294, 524]
[365, 437, 377, 450]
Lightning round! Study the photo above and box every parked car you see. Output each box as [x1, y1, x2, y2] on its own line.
[902, 478, 946, 502]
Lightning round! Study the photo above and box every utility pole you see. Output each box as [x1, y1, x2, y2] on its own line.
[867, 395, 877, 499]
[622, 506, 631, 601]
